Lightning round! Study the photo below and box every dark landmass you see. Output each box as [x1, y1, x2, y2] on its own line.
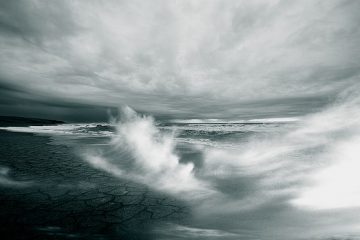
[0, 116, 65, 127]
[0, 131, 187, 240]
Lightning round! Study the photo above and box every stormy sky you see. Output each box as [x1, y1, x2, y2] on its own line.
[0, 0, 359, 121]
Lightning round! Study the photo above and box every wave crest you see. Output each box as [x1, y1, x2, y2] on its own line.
[84, 106, 212, 199]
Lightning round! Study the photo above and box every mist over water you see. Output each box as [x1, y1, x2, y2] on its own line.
[2, 89, 360, 239]
[85, 106, 212, 199]
[81, 89, 360, 239]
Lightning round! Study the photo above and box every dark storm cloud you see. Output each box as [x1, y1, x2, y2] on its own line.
[0, 81, 111, 122]
[0, 0, 360, 119]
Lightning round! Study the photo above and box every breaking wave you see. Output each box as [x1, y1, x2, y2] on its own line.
[0, 123, 113, 136]
[2, 90, 360, 238]
[81, 89, 360, 239]
[82, 88, 360, 212]
[84, 106, 213, 199]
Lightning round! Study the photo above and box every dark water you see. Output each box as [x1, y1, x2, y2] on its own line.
[1, 115, 360, 240]
[0, 130, 188, 240]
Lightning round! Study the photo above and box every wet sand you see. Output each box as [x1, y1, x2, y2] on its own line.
[0, 130, 187, 240]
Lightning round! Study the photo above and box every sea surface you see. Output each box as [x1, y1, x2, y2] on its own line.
[1, 111, 360, 239]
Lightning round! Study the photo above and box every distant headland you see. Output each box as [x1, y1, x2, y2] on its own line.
[0, 116, 65, 127]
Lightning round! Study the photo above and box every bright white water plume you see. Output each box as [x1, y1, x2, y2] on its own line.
[82, 88, 360, 239]
[84, 106, 213, 199]
[2, 90, 360, 238]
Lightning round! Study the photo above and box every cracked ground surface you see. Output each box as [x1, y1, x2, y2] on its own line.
[0, 131, 188, 240]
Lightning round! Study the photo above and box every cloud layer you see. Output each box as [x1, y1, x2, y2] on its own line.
[1, 0, 359, 119]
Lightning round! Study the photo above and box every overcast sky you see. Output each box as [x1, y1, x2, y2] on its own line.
[0, 0, 359, 121]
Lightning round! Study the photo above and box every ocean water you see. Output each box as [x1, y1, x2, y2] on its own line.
[1, 106, 360, 240]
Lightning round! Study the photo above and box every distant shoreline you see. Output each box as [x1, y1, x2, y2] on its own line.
[0, 116, 65, 127]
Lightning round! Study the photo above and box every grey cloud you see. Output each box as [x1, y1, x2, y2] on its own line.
[0, 0, 359, 119]
[0, 81, 112, 122]
[0, 1, 78, 41]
